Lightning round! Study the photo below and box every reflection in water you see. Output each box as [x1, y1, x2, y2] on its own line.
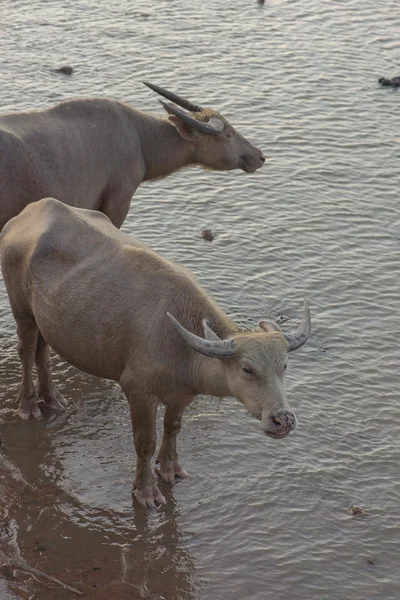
[122, 501, 196, 599]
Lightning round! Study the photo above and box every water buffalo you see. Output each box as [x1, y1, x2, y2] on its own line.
[0, 198, 310, 508]
[0, 82, 265, 231]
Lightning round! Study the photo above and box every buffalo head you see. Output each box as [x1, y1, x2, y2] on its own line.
[168, 299, 311, 439]
[144, 81, 265, 173]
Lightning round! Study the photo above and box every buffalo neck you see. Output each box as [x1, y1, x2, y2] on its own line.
[135, 114, 197, 181]
[191, 354, 231, 398]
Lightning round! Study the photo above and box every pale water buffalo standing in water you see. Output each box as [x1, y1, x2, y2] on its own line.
[0, 82, 265, 230]
[0, 199, 310, 508]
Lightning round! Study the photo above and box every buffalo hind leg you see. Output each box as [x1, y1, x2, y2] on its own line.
[35, 333, 67, 411]
[124, 388, 166, 508]
[157, 405, 189, 483]
[15, 318, 41, 420]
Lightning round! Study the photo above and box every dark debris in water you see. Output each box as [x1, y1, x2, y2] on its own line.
[201, 229, 215, 242]
[54, 65, 74, 75]
[365, 557, 377, 567]
[378, 76, 400, 88]
[349, 503, 367, 516]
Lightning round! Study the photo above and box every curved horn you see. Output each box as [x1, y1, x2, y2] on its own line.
[167, 313, 235, 357]
[143, 81, 203, 113]
[284, 299, 311, 352]
[159, 101, 224, 136]
[202, 319, 222, 342]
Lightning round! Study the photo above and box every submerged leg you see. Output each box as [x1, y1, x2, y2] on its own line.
[123, 384, 166, 509]
[157, 404, 189, 483]
[15, 319, 41, 420]
[35, 333, 67, 411]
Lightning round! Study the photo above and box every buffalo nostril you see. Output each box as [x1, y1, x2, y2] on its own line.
[272, 412, 295, 428]
[260, 155, 266, 163]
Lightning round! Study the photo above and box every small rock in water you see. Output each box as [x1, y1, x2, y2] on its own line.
[349, 503, 366, 515]
[201, 229, 215, 242]
[54, 65, 74, 75]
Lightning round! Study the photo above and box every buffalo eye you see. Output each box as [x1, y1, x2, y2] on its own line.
[242, 366, 253, 375]
[226, 129, 236, 138]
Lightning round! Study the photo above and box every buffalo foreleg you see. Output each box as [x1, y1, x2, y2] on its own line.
[157, 405, 189, 483]
[99, 189, 138, 229]
[35, 333, 68, 411]
[126, 392, 166, 508]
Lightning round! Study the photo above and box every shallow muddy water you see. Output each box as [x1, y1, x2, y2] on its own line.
[1, 0, 400, 598]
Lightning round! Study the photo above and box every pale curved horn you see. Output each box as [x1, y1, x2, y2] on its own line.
[159, 101, 224, 136]
[167, 313, 235, 357]
[143, 81, 203, 113]
[202, 319, 222, 341]
[284, 298, 311, 352]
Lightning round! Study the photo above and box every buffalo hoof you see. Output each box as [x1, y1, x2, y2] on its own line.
[39, 389, 68, 411]
[156, 459, 189, 484]
[134, 483, 166, 509]
[17, 393, 43, 420]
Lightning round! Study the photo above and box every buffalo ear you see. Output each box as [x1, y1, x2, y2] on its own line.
[259, 320, 283, 334]
[202, 319, 221, 342]
[168, 115, 198, 141]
